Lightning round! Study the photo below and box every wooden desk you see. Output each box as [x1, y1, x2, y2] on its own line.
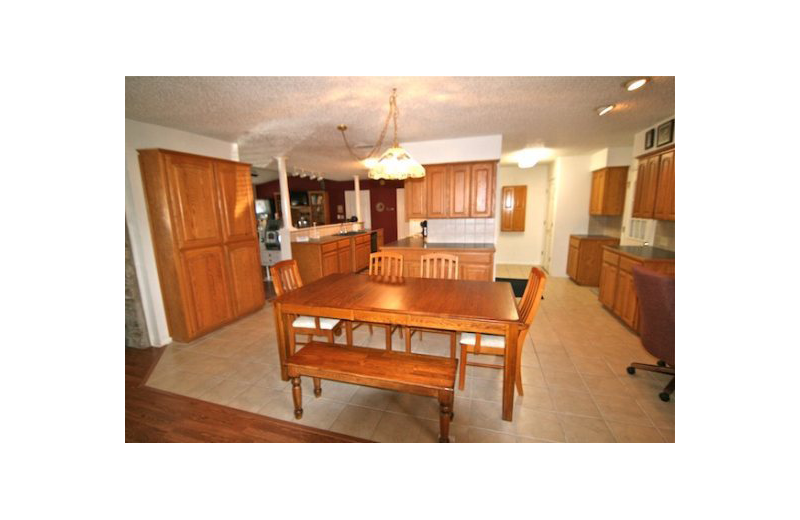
[273, 273, 521, 421]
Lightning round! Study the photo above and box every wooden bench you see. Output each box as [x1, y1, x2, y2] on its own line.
[286, 342, 458, 442]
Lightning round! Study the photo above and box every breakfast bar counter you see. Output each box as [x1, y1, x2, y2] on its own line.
[380, 236, 495, 280]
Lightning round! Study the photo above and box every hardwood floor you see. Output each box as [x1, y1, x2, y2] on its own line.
[125, 346, 368, 443]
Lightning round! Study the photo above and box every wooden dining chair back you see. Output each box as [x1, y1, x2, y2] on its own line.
[458, 267, 547, 392]
[420, 253, 459, 280]
[270, 259, 303, 296]
[270, 259, 343, 354]
[405, 253, 460, 357]
[369, 252, 404, 277]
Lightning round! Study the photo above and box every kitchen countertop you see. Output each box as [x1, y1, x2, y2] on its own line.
[604, 244, 675, 260]
[381, 236, 496, 252]
[292, 229, 376, 245]
[570, 234, 620, 240]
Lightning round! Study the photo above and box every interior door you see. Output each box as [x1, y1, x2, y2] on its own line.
[542, 170, 558, 272]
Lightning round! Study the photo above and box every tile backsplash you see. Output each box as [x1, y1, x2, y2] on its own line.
[426, 218, 496, 243]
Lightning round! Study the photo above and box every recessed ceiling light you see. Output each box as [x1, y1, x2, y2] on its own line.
[597, 104, 615, 116]
[624, 78, 648, 91]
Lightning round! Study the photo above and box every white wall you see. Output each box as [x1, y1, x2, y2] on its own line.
[125, 119, 239, 347]
[400, 135, 502, 164]
[548, 155, 593, 277]
[494, 164, 548, 265]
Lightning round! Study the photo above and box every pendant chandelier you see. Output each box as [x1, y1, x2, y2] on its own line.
[337, 88, 425, 181]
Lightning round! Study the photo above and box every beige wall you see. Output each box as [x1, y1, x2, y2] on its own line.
[494, 164, 549, 265]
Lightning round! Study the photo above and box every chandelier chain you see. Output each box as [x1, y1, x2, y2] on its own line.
[338, 88, 399, 162]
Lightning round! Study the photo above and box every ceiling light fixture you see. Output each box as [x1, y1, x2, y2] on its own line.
[597, 104, 615, 116]
[337, 88, 425, 181]
[517, 145, 549, 169]
[624, 78, 649, 91]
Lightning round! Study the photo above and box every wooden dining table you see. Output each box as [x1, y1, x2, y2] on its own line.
[273, 273, 521, 421]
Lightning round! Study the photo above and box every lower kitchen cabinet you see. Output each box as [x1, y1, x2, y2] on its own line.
[379, 239, 495, 281]
[598, 246, 675, 333]
[291, 229, 382, 283]
[567, 235, 620, 286]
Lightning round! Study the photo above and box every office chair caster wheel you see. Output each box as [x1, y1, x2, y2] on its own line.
[626, 366, 636, 375]
[659, 392, 670, 402]
[657, 360, 667, 367]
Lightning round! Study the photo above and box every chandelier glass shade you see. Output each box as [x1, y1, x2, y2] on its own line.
[338, 88, 425, 181]
[368, 147, 425, 180]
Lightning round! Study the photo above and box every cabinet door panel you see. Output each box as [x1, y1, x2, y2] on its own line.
[406, 261, 421, 278]
[590, 170, 604, 215]
[426, 165, 449, 218]
[404, 177, 427, 219]
[217, 161, 257, 242]
[338, 247, 351, 273]
[226, 241, 265, 316]
[567, 245, 580, 280]
[322, 251, 338, 276]
[470, 162, 495, 217]
[633, 156, 660, 218]
[654, 150, 675, 221]
[449, 164, 471, 217]
[501, 186, 515, 230]
[182, 246, 232, 334]
[461, 263, 492, 281]
[355, 243, 370, 271]
[166, 153, 223, 248]
[599, 262, 617, 308]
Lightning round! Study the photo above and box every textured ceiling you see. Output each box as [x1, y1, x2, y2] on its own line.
[126, 76, 674, 180]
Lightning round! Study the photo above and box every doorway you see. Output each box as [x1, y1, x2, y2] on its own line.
[542, 169, 558, 274]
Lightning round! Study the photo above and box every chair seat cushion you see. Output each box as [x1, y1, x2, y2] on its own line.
[292, 316, 340, 330]
[459, 332, 505, 348]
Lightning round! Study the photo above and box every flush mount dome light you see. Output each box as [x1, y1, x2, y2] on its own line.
[517, 146, 548, 169]
[597, 104, 615, 116]
[624, 78, 649, 91]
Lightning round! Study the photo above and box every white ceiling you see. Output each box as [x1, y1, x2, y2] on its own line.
[126, 76, 674, 180]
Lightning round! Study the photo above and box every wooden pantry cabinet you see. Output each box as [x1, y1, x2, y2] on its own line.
[138, 149, 265, 342]
[404, 161, 496, 219]
[598, 246, 675, 333]
[632, 146, 675, 220]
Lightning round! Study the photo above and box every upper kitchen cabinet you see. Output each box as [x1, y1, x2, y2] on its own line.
[448, 163, 471, 217]
[633, 146, 675, 220]
[469, 162, 495, 217]
[653, 149, 675, 220]
[425, 164, 449, 218]
[590, 166, 628, 215]
[500, 185, 526, 231]
[405, 176, 427, 219]
[138, 149, 265, 343]
[403, 160, 496, 219]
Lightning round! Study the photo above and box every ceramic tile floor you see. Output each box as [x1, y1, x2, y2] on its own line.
[495, 264, 535, 279]
[146, 276, 675, 443]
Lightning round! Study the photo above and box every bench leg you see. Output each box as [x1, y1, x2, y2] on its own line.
[313, 377, 322, 397]
[291, 377, 303, 419]
[438, 391, 454, 443]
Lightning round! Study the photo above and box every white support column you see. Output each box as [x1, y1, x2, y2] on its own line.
[354, 175, 362, 225]
[276, 156, 294, 260]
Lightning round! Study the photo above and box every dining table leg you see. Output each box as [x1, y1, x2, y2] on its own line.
[502, 324, 520, 421]
[273, 301, 289, 381]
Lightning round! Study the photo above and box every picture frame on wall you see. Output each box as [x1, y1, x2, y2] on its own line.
[644, 129, 655, 149]
[657, 119, 675, 147]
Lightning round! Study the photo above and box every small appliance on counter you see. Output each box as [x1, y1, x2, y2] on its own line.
[421, 220, 428, 238]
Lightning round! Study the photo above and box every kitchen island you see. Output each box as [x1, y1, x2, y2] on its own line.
[291, 229, 383, 283]
[380, 236, 495, 280]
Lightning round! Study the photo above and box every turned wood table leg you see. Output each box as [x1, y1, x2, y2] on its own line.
[345, 321, 353, 346]
[313, 377, 322, 397]
[291, 377, 303, 419]
[438, 391, 454, 443]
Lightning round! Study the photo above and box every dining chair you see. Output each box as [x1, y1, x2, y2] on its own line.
[270, 259, 344, 355]
[351, 252, 405, 350]
[627, 265, 675, 402]
[405, 253, 460, 357]
[457, 267, 547, 394]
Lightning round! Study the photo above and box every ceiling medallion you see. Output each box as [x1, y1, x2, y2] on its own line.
[337, 88, 425, 181]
